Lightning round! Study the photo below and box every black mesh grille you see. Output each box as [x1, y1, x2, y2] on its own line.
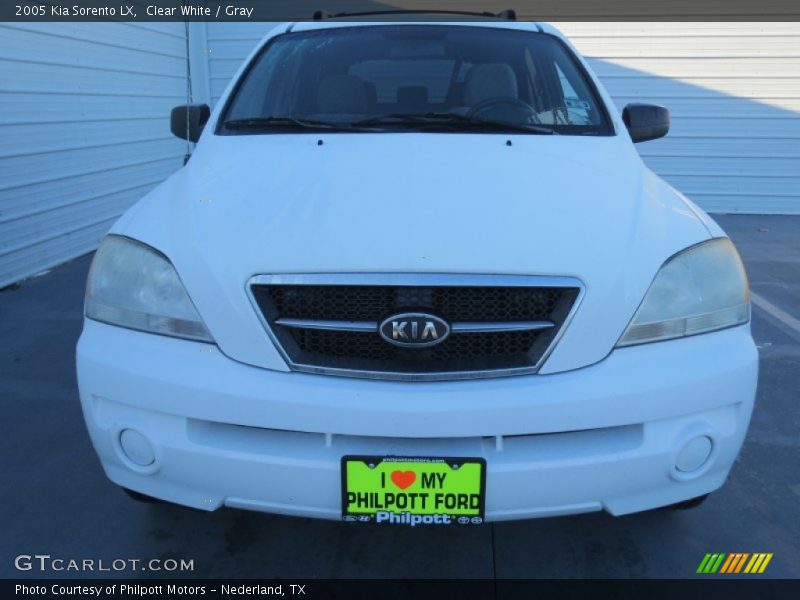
[290, 329, 540, 360]
[266, 285, 565, 322]
[251, 283, 579, 378]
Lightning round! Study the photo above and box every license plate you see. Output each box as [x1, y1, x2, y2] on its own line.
[341, 456, 486, 526]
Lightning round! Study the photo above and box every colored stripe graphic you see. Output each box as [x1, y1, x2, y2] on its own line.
[721, 553, 749, 573]
[697, 553, 726, 574]
[700, 553, 774, 574]
[720, 554, 736, 573]
[746, 553, 773, 574]
[744, 554, 761, 573]
[710, 554, 726, 573]
[758, 552, 772, 573]
[734, 553, 750, 573]
[697, 554, 713, 573]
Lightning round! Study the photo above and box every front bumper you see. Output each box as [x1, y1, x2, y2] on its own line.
[76, 319, 758, 521]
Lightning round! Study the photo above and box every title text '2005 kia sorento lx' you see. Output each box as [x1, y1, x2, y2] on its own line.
[76, 16, 758, 526]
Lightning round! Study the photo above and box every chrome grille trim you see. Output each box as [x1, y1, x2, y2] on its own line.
[450, 321, 554, 333]
[275, 318, 377, 332]
[246, 273, 585, 381]
[252, 273, 581, 288]
[275, 318, 555, 334]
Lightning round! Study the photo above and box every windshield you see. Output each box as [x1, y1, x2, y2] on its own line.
[220, 26, 614, 136]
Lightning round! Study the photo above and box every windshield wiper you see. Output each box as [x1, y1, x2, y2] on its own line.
[224, 113, 558, 135]
[223, 116, 349, 131]
[351, 113, 557, 135]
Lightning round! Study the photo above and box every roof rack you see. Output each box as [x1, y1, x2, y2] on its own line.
[312, 9, 517, 21]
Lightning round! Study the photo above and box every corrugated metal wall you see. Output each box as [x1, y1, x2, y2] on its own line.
[0, 23, 188, 288]
[558, 23, 800, 214]
[201, 21, 800, 215]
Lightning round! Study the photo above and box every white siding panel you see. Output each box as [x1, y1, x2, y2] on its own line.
[205, 23, 278, 105]
[204, 22, 800, 214]
[0, 22, 187, 288]
[5, 161, 176, 224]
[559, 22, 800, 213]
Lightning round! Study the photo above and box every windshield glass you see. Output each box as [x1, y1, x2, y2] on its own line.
[221, 26, 613, 135]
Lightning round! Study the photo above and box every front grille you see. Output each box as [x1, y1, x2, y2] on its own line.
[268, 285, 565, 322]
[250, 276, 581, 380]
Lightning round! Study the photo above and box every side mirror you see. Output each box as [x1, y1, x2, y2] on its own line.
[170, 104, 211, 143]
[622, 103, 669, 143]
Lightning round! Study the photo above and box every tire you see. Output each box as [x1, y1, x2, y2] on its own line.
[662, 494, 710, 511]
[122, 487, 166, 505]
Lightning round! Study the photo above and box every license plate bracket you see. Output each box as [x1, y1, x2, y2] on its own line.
[341, 455, 486, 526]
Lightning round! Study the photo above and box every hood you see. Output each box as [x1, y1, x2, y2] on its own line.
[113, 132, 711, 374]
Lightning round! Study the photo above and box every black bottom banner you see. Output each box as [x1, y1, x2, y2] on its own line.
[5, 579, 800, 600]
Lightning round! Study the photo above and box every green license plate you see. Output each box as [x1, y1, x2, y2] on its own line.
[341, 456, 486, 526]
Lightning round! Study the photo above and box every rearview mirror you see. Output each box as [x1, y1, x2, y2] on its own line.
[170, 104, 211, 143]
[622, 103, 669, 143]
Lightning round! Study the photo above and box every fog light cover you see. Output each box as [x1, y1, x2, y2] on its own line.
[675, 435, 713, 473]
[119, 429, 155, 467]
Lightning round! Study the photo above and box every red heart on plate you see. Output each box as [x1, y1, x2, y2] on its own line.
[390, 470, 416, 490]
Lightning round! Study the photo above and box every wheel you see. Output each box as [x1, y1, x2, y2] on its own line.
[122, 487, 165, 504]
[662, 494, 710, 511]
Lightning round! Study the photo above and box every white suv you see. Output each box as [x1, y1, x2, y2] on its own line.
[77, 16, 757, 525]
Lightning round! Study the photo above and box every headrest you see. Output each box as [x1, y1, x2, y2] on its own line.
[463, 64, 518, 105]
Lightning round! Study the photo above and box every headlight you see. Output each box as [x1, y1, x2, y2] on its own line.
[617, 238, 749, 347]
[85, 235, 214, 342]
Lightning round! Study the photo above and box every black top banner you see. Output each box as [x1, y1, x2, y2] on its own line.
[2, 0, 800, 22]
